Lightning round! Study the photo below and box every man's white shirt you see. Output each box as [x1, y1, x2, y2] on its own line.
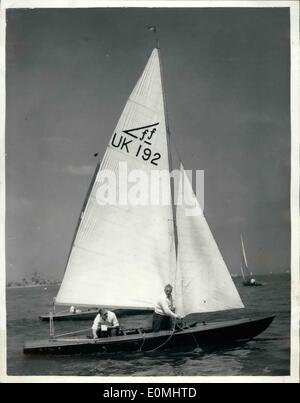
[154, 293, 176, 318]
[92, 311, 119, 332]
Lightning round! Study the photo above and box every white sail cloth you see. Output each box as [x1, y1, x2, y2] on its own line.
[175, 165, 244, 316]
[56, 48, 244, 316]
[240, 234, 251, 280]
[56, 49, 176, 308]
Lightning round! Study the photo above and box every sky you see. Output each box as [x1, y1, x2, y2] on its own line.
[5, 7, 290, 282]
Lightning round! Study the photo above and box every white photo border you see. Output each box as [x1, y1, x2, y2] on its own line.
[0, 0, 299, 383]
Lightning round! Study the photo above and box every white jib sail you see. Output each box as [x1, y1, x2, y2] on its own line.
[175, 165, 244, 317]
[56, 49, 176, 308]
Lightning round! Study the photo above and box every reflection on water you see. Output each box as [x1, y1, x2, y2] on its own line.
[6, 274, 290, 376]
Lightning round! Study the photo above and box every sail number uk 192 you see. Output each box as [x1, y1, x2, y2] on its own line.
[110, 123, 162, 166]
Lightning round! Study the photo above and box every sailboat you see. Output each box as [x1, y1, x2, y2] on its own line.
[24, 48, 273, 354]
[240, 235, 262, 287]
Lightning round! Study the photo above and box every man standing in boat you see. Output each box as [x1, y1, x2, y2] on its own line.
[92, 308, 120, 338]
[153, 284, 181, 332]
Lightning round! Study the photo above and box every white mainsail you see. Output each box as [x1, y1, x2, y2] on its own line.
[56, 49, 176, 308]
[175, 165, 244, 317]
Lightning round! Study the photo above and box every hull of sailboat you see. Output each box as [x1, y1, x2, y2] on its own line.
[242, 281, 263, 287]
[39, 308, 152, 321]
[24, 315, 275, 355]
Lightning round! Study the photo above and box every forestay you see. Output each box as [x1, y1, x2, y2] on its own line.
[56, 49, 176, 308]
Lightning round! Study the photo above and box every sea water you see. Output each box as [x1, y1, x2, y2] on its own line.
[6, 274, 290, 376]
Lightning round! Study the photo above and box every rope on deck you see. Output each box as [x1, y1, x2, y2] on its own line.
[139, 319, 177, 352]
[139, 320, 201, 352]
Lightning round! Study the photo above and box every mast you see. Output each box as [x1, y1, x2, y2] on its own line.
[157, 46, 178, 258]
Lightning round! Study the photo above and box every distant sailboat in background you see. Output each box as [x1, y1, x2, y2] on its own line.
[240, 235, 262, 287]
[24, 48, 273, 355]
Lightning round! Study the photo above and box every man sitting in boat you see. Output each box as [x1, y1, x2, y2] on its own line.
[92, 308, 120, 338]
[152, 284, 181, 332]
[250, 278, 256, 285]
